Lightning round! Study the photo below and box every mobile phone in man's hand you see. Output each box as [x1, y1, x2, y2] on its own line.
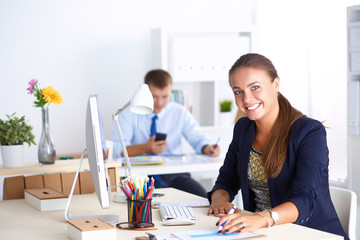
[155, 133, 167, 141]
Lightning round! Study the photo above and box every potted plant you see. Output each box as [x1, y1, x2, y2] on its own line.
[220, 99, 233, 113]
[0, 113, 36, 167]
[219, 99, 233, 126]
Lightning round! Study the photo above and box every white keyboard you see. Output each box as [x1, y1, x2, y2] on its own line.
[159, 205, 199, 221]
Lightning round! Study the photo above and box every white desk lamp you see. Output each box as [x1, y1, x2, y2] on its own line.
[112, 84, 154, 177]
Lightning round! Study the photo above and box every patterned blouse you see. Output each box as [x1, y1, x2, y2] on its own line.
[248, 146, 271, 212]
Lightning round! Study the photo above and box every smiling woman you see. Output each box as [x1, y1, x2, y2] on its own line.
[229, 53, 305, 178]
[230, 67, 279, 126]
[207, 53, 349, 240]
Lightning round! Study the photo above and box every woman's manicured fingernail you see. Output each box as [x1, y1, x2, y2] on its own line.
[225, 230, 229, 233]
[216, 222, 219, 226]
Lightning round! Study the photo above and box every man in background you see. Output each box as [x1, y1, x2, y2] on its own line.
[112, 69, 220, 197]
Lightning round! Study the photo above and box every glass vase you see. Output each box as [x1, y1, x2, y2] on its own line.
[38, 107, 56, 164]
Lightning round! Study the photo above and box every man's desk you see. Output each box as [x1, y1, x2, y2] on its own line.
[118, 154, 224, 177]
[0, 154, 222, 180]
[0, 188, 343, 240]
[0, 155, 221, 200]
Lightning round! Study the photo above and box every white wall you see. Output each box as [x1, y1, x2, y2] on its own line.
[0, 0, 358, 187]
[255, 0, 359, 187]
[1, 0, 359, 237]
[0, 0, 254, 163]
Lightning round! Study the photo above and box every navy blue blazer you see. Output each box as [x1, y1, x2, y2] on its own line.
[208, 117, 348, 239]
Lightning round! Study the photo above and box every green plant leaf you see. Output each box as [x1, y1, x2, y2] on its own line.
[0, 112, 36, 147]
[219, 99, 233, 112]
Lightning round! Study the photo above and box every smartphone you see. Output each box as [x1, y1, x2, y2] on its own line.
[155, 132, 167, 141]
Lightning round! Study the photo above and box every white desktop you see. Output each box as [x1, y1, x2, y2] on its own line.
[65, 94, 118, 223]
[0, 188, 343, 240]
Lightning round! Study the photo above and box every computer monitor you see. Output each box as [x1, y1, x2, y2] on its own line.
[86, 94, 110, 208]
[64, 95, 118, 223]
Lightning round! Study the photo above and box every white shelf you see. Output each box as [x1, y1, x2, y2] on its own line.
[349, 22, 360, 27]
[348, 6, 360, 136]
[157, 27, 255, 127]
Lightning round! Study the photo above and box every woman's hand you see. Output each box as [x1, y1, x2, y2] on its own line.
[208, 189, 234, 217]
[216, 211, 269, 234]
[215, 201, 299, 234]
[208, 199, 235, 217]
[208, 189, 233, 217]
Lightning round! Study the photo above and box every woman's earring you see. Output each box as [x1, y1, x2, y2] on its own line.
[276, 90, 279, 97]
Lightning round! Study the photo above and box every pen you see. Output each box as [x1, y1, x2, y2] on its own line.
[211, 137, 220, 155]
[145, 232, 157, 240]
[214, 137, 220, 149]
[218, 205, 237, 231]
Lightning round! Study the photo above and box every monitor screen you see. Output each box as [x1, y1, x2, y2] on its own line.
[86, 95, 110, 208]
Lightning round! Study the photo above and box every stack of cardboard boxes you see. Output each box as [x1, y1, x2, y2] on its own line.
[3, 168, 117, 200]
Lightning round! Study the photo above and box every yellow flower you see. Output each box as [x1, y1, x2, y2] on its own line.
[41, 86, 63, 105]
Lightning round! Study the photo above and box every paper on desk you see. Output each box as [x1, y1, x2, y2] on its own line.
[166, 227, 260, 240]
[155, 233, 181, 240]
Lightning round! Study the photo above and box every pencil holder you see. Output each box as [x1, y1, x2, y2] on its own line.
[127, 198, 152, 225]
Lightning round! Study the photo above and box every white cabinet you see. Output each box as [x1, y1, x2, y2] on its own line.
[348, 6, 360, 135]
[156, 27, 255, 127]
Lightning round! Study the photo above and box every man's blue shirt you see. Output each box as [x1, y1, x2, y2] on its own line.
[111, 102, 214, 158]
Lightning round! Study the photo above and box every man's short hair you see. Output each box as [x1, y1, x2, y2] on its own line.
[144, 69, 172, 88]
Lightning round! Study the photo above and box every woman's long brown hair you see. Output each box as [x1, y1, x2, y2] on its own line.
[229, 53, 305, 178]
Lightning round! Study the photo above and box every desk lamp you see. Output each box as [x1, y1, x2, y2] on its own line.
[112, 84, 154, 177]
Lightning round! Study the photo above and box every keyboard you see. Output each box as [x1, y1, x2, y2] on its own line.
[159, 205, 199, 221]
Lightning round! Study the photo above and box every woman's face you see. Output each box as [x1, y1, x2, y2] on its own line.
[230, 67, 279, 123]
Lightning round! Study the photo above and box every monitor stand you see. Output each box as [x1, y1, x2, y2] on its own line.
[64, 149, 119, 223]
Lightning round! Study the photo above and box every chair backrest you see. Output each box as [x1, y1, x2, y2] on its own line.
[329, 186, 357, 240]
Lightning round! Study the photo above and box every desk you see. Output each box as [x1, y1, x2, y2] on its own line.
[118, 154, 224, 177]
[0, 188, 343, 240]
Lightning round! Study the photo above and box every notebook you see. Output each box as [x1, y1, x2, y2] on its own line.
[121, 156, 165, 166]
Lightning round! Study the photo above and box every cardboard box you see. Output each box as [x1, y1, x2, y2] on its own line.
[108, 168, 116, 192]
[24, 188, 68, 211]
[79, 171, 95, 194]
[3, 175, 25, 199]
[61, 172, 80, 195]
[67, 218, 116, 240]
[43, 173, 62, 193]
[24, 174, 44, 189]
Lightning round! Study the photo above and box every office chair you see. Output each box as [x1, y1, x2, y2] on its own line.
[330, 186, 357, 240]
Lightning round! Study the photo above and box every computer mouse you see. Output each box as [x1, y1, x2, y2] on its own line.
[162, 218, 195, 226]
